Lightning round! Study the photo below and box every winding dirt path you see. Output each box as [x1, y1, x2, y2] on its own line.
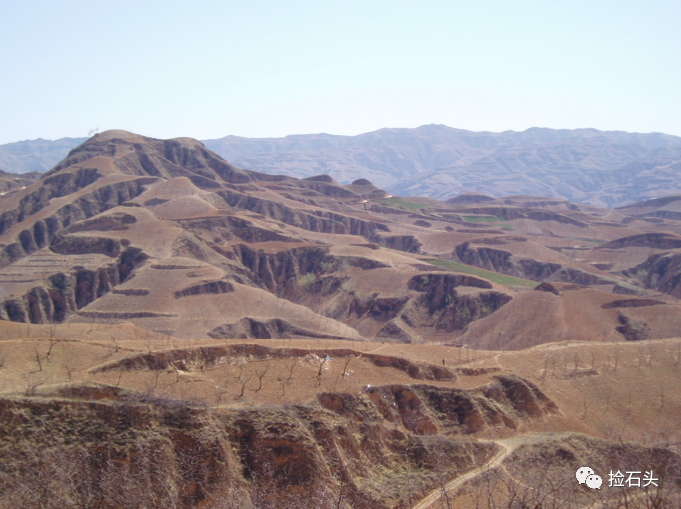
[411, 439, 513, 509]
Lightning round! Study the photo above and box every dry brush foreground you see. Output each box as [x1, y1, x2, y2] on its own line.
[0, 321, 680, 508]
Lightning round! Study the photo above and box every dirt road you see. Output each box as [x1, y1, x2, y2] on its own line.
[411, 439, 512, 509]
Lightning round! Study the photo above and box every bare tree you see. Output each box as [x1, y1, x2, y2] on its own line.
[45, 328, 60, 361]
[33, 347, 43, 372]
[62, 360, 76, 382]
[316, 355, 328, 386]
[285, 360, 297, 383]
[277, 376, 286, 397]
[236, 373, 253, 400]
[254, 364, 270, 394]
[144, 370, 162, 397]
[23, 373, 45, 396]
[341, 355, 357, 379]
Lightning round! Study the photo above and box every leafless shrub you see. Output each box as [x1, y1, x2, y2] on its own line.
[23, 373, 46, 396]
[237, 373, 253, 400]
[341, 355, 357, 379]
[253, 364, 270, 394]
[45, 336, 60, 361]
[32, 347, 43, 372]
[62, 360, 76, 382]
[285, 360, 296, 383]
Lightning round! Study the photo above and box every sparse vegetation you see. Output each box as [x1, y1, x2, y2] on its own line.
[424, 259, 538, 288]
[462, 215, 507, 223]
[462, 215, 513, 229]
[299, 272, 317, 288]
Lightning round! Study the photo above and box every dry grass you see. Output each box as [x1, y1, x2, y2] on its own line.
[2, 320, 680, 445]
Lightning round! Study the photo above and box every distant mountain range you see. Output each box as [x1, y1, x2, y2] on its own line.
[3, 125, 681, 207]
[0, 137, 87, 174]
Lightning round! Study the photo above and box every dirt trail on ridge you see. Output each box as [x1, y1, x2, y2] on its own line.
[411, 439, 513, 509]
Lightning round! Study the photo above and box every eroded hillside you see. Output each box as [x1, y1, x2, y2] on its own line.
[0, 321, 679, 508]
[1, 130, 681, 351]
[1, 131, 681, 508]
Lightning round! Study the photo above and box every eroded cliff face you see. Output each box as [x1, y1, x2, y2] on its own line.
[455, 242, 560, 281]
[0, 373, 557, 508]
[453, 242, 642, 294]
[218, 189, 389, 239]
[400, 274, 512, 333]
[0, 246, 147, 324]
[622, 251, 681, 298]
[0, 178, 153, 269]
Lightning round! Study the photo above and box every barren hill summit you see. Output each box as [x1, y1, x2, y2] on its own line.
[0, 130, 681, 350]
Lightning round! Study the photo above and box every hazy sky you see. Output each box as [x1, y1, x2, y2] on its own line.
[2, 0, 680, 144]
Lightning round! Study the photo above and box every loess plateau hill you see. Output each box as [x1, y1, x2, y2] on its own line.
[0, 130, 680, 508]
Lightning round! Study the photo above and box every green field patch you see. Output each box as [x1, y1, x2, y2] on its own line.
[424, 259, 538, 289]
[379, 197, 427, 211]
